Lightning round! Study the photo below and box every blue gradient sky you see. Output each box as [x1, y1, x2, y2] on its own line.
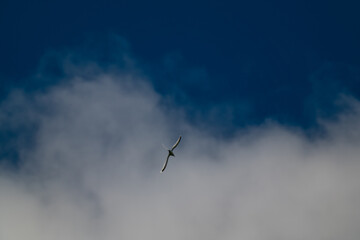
[2, 2, 360, 238]
[1, 0, 360, 129]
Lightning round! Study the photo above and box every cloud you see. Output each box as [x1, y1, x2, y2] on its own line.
[1, 62, 360, 239]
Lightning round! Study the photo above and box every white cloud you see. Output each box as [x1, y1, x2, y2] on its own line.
[1, 67, 360, 239]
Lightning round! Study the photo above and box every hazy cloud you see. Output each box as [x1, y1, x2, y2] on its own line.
[1, 64, 360, 239]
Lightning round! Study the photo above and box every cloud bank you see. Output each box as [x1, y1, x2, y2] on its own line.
[1, 65, 360, 239]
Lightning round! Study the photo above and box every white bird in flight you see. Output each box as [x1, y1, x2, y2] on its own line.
[161, 136, 182, 172]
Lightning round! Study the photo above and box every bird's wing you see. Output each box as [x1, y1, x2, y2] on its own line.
[171, 136, 182, 150]
[161, 154, 171, 172]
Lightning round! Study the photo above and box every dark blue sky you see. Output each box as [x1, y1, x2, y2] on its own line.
[1, 0, 360, 129]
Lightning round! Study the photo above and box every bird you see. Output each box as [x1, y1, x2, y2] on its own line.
[161, 136, 182, 172]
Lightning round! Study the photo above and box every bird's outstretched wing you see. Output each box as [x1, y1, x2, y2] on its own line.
[161, 154, 171, 172]
[171, 136, 182, 151]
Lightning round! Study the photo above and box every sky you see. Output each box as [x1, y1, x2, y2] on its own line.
[1, 0, 360, 239]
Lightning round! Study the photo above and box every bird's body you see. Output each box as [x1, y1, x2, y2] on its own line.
[161, 136, 181, 172]
[168, 150, 175, 157]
